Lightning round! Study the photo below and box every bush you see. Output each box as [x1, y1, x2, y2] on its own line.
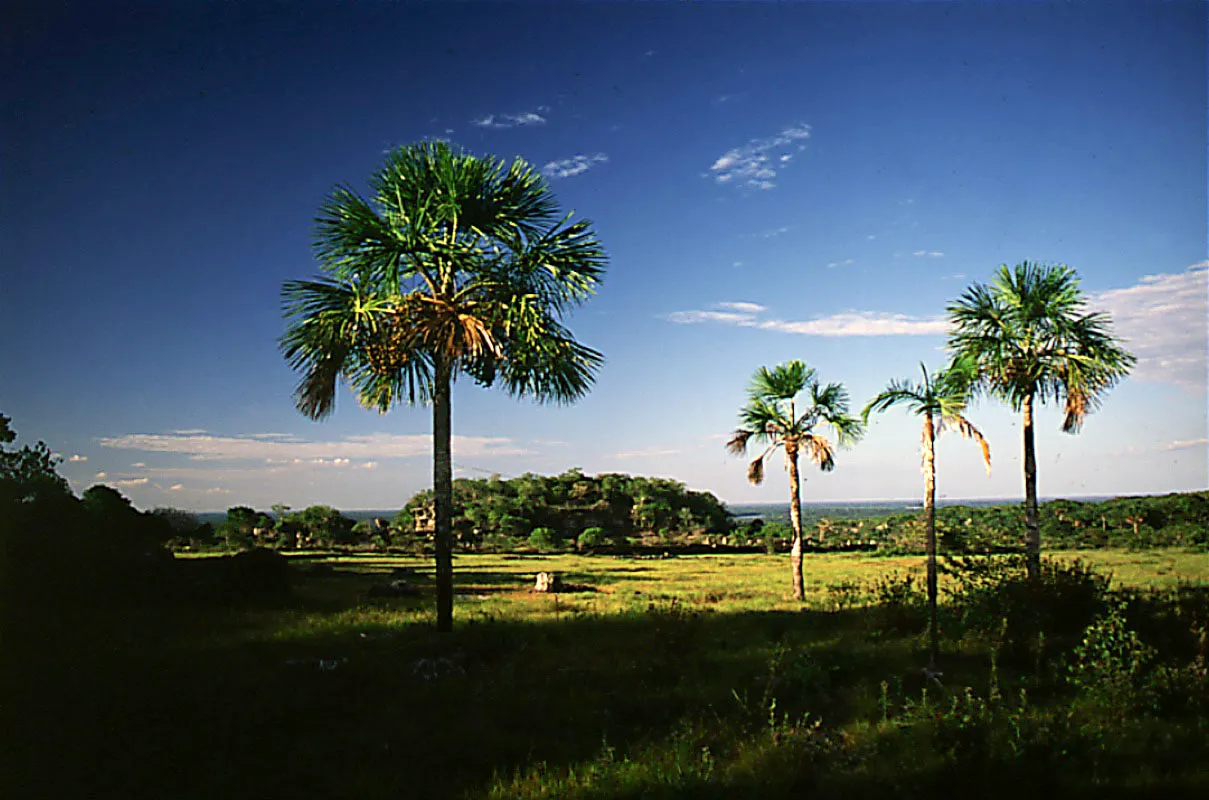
[946, 555, 1111, 661]
[1067, 601, 1156, 718]
[528, 527, 559, 551]
[577, 527, 607, 549]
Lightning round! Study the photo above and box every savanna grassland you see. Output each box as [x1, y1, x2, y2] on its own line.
[6, 549, 1209, 799]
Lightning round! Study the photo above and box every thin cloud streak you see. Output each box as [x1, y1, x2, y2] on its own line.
[98, 431, 534, 461]
[1161, 438, 1208, 452]
[471, 109, 547, 129]
[667, 303, 947, 337]
[542, 153, 608, 179]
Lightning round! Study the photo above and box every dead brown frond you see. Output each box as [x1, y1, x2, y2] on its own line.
[747, 457, 765, 486]
[944, 414, 992, 475]
[366, 294, 502, 376]
[1062, 387, 1088, 434]
[726, 429, 752, 456]
[803, 434, 835, 471]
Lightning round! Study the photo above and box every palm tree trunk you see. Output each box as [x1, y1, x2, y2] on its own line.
[787, 447, 805, 602]
[922, 413, 939, 670]
[1022, 392, 1040, 582]
[432, 353, 454, 632]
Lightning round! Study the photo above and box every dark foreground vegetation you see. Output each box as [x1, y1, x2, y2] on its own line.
[5, 550, 1209, 799]
[4, 413, 1208, 798]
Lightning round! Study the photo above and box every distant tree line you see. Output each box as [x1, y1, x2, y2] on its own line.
[749, 491, 1209, 555]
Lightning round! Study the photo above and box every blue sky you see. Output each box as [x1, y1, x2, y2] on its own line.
[3, 1, 1206, 512]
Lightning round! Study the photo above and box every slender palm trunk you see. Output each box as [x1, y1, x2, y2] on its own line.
[1022, 392, 1040, 582]
[787, 445, 805, 602]
[432, 354, 454, 632]
[922, 413, 939, 669]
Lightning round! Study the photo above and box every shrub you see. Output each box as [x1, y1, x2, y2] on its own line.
[946, 555, 1111, 660]
[577, 527, 607, 549]
[1066, 601, 1156, 718]
[528, 527, 559, 551]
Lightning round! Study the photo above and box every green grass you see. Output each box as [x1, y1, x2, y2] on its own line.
[5, 549, 1208, 799]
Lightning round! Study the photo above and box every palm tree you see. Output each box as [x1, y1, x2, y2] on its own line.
[947, 262, 1134, 580]
[862, 361, 991, 669]
[280, 141, 606, 632]
[727, 361, 862, 600]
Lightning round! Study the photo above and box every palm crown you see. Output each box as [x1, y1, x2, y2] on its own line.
[280, 141, 606, 418]
[861, 360, 990, 474]
[946, 261, 1135, 432]
[727, 360, 863, 485]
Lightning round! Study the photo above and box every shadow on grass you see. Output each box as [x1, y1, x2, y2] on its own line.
[4, 574, 937, 800]
[6, 560, 1205, 800]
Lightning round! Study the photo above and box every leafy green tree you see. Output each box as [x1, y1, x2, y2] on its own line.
[862, 361, 992, 669]
[727, 361, 863, 600]
[947, 262, 1135, 579]
[0, 413, 70, 506]
[286, 505, 355, 547]
[280, 141, 606, 632]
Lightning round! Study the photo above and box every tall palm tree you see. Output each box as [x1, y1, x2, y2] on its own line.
[727, 361, 862, 601]
[862, 361, 991, 669]
[280, 141, 606, 632]
[947, 262, 1134, 580]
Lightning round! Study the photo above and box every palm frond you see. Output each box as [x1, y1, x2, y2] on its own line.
[803, 434, 836, 472]
[861, 380, 925, 423]
[939, 414, 992, 475]
[747, 456, 766, 486]
[726, 429, 753, 456]
[749, 360, 814, 402]
[947, 261, 1134, 427]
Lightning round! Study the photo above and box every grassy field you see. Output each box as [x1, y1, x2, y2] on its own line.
[6, 549, 1208, 799]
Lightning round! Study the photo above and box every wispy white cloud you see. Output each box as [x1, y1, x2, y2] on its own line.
[715, 301, 766, 314]
[98, 431, 533, 462]
[1161, 438, 1208, 452]
[708, 123, 811, 190]
[756, 225, 794, 239]
[912, 251, 945, 258]
[1092, 261, 1208, 392]
[612, 447, 682, 459]
[112, 477, 149, 488]
[667, 302, 946, 337]
[94, 472, 107, 480]
[542, 153, 608, 179]
[68, 454, 87, 462]
[666, 309, 760, 326]
[471, 109, 547, 129]
[827, 258, 856, 269]
[168, 483, 184, 491]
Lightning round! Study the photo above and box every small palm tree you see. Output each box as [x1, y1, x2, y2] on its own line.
[727, 361, 862, 600]
[947, 262, 1134, 580]
[862, 361, 991, 669]
[281, 141, 606, 632]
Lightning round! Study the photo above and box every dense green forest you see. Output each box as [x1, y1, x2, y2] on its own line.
[767, 491, 1209, 554]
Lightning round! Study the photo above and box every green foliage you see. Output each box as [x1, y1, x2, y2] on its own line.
[946, 555, 1111, 661]
[528, 527, 560, 551]
[400, 469, 731, 549]
[577, 527, 607, 549]
[283, 505, 355, 548]
[1067, 601, 1156, 717]
[846, 491, 1209, 554]
[8, 549, 1209, 799]
[0, 416, 70, 506]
